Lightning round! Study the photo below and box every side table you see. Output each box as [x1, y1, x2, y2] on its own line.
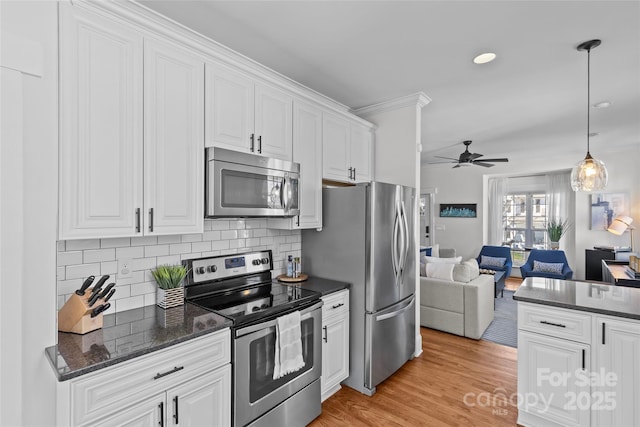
[493, 271, 506, 298]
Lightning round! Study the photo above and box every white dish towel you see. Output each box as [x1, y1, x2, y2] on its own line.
[273, 310, 305, 380]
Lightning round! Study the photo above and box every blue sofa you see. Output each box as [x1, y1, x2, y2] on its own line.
[520, 249, 573, 280]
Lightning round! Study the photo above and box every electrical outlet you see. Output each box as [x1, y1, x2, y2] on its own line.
[118, 258, 132, 279]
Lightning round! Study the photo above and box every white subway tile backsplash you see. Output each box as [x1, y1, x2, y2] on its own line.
[181, 234, 202, 243]
[83, 248, 116, 263]
[145, 244, 170, 257]
[57, 251, 83, 266]
[192, 241, 212, 252]
[66, 263, 101, 280]
[66, 239, 100, 251]
[58, 226, 301, 314]
[132, 257, 157, 272]
[116, 246, 144, 259]
[131, 236, 158, 246]
[169, 243, 192, 255]
[156, 255, 181, 266]
[100, 237, 131, 248]
[157, 235, 181, 244]
[210, 220, 230, 230]
[220, 230, 238, 240]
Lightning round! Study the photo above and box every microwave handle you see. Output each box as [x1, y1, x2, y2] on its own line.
[281, 176, 290, 212]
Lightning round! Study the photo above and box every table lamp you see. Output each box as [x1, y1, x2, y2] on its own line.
[607, 216, 634, 251]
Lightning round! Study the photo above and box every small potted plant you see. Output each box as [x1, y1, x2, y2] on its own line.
[547, 218, 570, 250]
[152, 264, 188, 309]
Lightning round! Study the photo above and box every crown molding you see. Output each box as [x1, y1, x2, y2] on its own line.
[352, 92, 431, 116]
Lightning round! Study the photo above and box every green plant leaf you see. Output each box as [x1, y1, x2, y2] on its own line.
[151, 264, 188, 290]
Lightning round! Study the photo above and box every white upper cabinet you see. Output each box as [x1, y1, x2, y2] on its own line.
[206, 63, 293, 161]
[59, 4, 144, 239]
[322, 112, 373, 183]
[268, 99, 322, 230]
[143, 38, 204, 235]
[59, 4, 204, 239]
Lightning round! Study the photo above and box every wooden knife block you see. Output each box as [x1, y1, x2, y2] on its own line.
[58, 290, 104, 334]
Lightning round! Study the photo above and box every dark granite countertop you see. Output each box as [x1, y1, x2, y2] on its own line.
[514, 277, 640, 320]
[274, 275, 350, 296]
[46, 303, 232, 381]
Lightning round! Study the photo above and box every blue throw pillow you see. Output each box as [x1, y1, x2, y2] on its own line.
[533, 260, 564, 275]
[480, 255, 506, 269]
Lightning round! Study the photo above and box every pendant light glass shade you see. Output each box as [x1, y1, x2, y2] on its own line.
[571, 39, 608, 192]
[570, 152, 608, 191]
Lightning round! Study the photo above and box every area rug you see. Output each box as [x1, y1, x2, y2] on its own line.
[481, 290, 518, 348]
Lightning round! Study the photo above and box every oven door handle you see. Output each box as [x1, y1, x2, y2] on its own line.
[235, 301, 323, 338]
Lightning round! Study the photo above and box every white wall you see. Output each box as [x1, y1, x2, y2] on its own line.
[421, 145, 640, 279]
[0, 1, 58, 425]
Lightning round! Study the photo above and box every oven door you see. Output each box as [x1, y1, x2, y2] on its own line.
[234, 302, 321, 427]
[207, 159, 299, 218]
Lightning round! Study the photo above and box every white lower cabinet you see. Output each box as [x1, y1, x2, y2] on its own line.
[517, 302, 640, 427]
[321, 289, 349, 401]
[57, 329, 231, 427]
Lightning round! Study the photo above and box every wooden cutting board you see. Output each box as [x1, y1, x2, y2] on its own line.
[276, 273, 308, 283]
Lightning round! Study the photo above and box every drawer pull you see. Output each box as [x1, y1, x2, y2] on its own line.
[540, 320, 566, 328]
[602, 322, 606, 345]
[332, 303, 344, 309]
[153, 366, 184, 380]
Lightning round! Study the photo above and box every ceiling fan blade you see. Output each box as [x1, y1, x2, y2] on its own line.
[476, 158, 509, 163]
[425, 161, 457, 165]
[452, 164, 461, 169]
[434, 155, 460, 161]
[472, 161, 495, 168]
[469, 153, 483, 160]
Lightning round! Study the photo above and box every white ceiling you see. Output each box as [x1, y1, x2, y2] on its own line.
[141, 0, 640, 168]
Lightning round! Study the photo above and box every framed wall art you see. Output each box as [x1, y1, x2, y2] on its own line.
[591, 193, 629, 230]
[439, 203, 477, 218]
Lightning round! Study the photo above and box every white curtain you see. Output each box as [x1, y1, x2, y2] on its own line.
[546, 171, 576, 270]
[488, 177, 507, 246]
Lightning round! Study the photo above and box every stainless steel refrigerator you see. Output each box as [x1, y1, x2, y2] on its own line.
[302, 181, 416, 396]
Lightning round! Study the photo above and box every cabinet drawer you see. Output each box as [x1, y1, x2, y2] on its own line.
[322, 290, 349, 319]
[518, 303, 591, 344]
[72, 329, 230, 426]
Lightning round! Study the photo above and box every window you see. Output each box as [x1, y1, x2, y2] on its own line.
[503, 193, 547, 250]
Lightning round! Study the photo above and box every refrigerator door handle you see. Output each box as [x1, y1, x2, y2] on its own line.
[400, 200, 410, 280]
[397, 203, 406, 285]
[375, 296, 415, 322]
[391, 209, 400, 284]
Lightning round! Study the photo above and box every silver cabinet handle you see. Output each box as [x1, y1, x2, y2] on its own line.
[135, 208, 141, 233]
[250, 133, 255, 152]
[149, 208, 154, 232]
[352, 167, 356, 180]
[257, 135, 262, 153]
[173, 395, 179, 424]
[347, 167, 353, 180]
[159, 402, 164, 427]
[332, 303, 344, 309]
[323, 325, 328, 343]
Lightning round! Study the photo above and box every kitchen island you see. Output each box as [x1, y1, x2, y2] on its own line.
[514, 277, 640, 427]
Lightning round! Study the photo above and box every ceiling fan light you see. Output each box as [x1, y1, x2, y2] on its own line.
[570, 153, 608, 192]
[473, 52, 496, 64]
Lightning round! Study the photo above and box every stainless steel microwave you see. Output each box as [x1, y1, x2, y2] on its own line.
[205, 147, 300, 218]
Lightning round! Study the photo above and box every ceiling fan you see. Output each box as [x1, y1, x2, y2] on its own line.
[432, 140, 509, 168]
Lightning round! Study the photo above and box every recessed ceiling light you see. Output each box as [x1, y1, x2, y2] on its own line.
[593, 101, 612, 109]
[473, 52, 496, 64]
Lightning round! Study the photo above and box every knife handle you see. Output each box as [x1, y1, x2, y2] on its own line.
[99, 282, 115, 299]
[87, 292, 101, 307]
[103, 288, 116, 303]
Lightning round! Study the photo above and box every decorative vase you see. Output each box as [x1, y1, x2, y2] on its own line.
[156, 287, 184, 309]
[549, 241, 560, 250]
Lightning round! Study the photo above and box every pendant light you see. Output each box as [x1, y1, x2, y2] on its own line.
[570, 39, 608, 192]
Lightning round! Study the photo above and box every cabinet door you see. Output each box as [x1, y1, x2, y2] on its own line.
[92, 394, 164, 427]
[254, 83, 293, 161]
[168, 365, 231, 427]
[518, 331, 590, 427]
[594, 318, 640, 427]
[321, 313, 349, 401]
[293, 100, 322, 229]
[144, 39, 204, 235]
[350, 124, 373, 183]
[322, 113, 351, 182]
[205, 63, 254, 151]
[59, 4, 143, 239]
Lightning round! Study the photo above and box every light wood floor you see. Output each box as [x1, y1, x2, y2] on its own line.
[310, 327, 518, 427]
[505, 276, 523, 292]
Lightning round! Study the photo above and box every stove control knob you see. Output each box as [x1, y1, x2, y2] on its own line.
[261, 258, 269, 264]
[252, 259, 261, 266]
[207, 265, 217, 273]
[252, 306, 260, 312]
[196, 266, 206, 275]
[261, 303, 269, 309]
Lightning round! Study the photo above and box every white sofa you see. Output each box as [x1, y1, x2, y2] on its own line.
[419, 250, 494, 340]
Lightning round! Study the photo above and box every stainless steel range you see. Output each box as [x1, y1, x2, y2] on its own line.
[183, 250, 322, 427]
